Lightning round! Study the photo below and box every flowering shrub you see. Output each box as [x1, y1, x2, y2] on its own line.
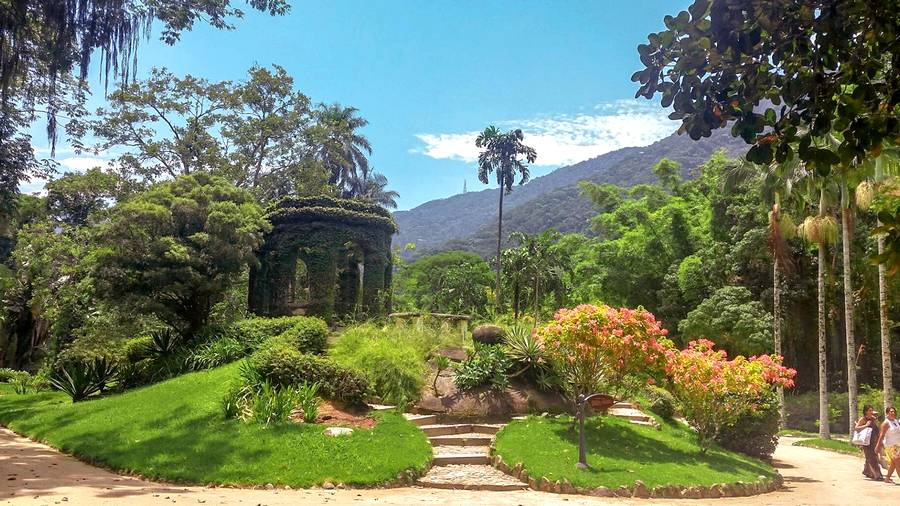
[667, 339, 795, 451]
[535, 304, 674, 399]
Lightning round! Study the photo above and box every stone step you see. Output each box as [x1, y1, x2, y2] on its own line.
[420, 424, 473, 437]
[609, 408, 653, 422]
[432, 453, 492, 466]
[429, 433, 494, 446]
[612, 401, 633, 409]
[417, 464, 528, 491]
[403, 413, 438, 426]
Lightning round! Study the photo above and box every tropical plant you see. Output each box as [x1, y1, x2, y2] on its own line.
[454, 344, 511, 391]
[350, 171, 400, 209]
[432, 355, 451, 396]
[296, 382, 322, 424]
[312, 103, 372, 193]
[149, 328, 181, 356]
[251, 381, 299, 426]
[48, 357, 118, 402]
[474, 126, 537, 311]
[9, 372, 38, 394]
[503, 325, 546, 379]
[189, 337, 247, 370]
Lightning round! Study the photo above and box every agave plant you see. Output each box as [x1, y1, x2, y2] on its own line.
[504, 325, 545, 378]
[49, 358, 118, 402]
[149, 328, 181, 355]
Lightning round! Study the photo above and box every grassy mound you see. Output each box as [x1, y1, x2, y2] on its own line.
[793, 438, 860, 456]
[494, 415, 776, 489]
[0, 363, 430, 487]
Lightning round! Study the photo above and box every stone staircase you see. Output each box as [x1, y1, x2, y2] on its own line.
[608, 401, 658, 428]
[403, 414, 527, 491]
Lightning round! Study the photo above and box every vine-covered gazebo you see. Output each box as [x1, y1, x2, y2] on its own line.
[248, 196, 396, 323]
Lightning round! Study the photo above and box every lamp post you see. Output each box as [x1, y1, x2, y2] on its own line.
[576, 392, 614, 469]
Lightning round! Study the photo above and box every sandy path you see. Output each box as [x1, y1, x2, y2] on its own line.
[1, 429, 897, 505]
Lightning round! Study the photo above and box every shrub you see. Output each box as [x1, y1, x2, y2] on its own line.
[122, 336, 154, 363]
[149, 328, 182, 355]
[221, 384, 244, 419]
[0, 368, 22, 382]
[643, 385, 676, 420]
[668, 339, 795, 451]
[49, 357, 118, 402]
[229, 316, 328, 353]
[8, 371, 38, 394]
[331, 325, 426, 405]
[715, 390, 780, 458]
[272, 318, 328, 354]
[454, 344, 510, 391]
[248, 341, 369, 404]
[189, 337, 246, 370]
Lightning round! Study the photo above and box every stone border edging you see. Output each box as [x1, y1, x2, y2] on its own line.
[488, 449, 783, 499]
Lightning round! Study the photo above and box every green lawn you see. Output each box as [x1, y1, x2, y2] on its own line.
[793, 438, 860, 456]
[494, 415, 776, 489]
[0, 363, 430, 487]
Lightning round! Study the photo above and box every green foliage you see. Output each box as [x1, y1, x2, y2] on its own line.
[48, 357, 118, 402]
[248, 341, 369, 404]
[122, 336, 154, 363]
[251, 381, 299, 426]
[643, 385, 676, 420]
[503, 325, 548, 380]
[394, 251, 493, 316]
[432, 355, 451, 395]
[92, 173, 269, 337]
[715, 390, 781, 459]
[296, 382, 322, 423]
[149, 328, 182, 356]
[228, 316, 328, 354]
[330, 324, 427, 405]
[678, 286, 773, 356]
[45, 168, 131, 226]
[0, 368, 23, 382]
[7, 370, 39, 394]
[189, 337, 246, 370]
[454, 344, 510, 391]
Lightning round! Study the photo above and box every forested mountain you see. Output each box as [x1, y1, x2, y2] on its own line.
[394, 129, 748, 257]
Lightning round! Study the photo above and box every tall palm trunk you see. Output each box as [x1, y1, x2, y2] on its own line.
[817, 188, 830, 439]
[495, 174, 504, 313]
[773, 256, 785, 425]
[840, 174, 858, 437]
[875, 157, 893, 410]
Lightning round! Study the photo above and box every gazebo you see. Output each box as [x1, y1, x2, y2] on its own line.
[248, 196, 396, 323]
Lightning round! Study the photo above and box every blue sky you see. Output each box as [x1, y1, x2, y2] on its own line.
[29, 0, 690, 210]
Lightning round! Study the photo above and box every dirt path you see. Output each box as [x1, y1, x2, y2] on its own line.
[1, 429, 897, 505]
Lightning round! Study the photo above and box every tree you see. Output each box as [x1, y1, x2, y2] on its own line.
[634, 0, 900, 269]
[78, 65, 323, 199]
[508, 230, 566, 322]
[475, 126, 537, 311]
[678, 286, 773, 357]
[536, 304, 673, 401]
[652, 158, 682, 194]
[311, 104, 373, 193]
[393, 251, 493, 316]
[349, 172, 400, 209]
[92, 174, 269, 337]
[798, 181, 838, 439]
[45, 168, 134, 226]
[0, 0, 289, 207]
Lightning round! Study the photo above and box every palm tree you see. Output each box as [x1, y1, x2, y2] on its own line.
[351, 171, 399, 209]
[509, 230, 564, 323]
[313, 104, 372, 192]
[857, 149, 900, 411]
[475, 126, 537, 312]
[798, 180, 838, 439]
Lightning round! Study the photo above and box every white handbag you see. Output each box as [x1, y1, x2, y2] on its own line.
[852, 426, 873, 446]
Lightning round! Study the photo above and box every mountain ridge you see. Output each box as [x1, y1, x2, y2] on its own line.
[394, 129, 747, 258]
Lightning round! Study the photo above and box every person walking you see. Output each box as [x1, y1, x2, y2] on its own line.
[856, 404, 884, 481]
[875, 406, 900, 484]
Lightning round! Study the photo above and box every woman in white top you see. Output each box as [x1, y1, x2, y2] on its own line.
[875, 406, 900, 484]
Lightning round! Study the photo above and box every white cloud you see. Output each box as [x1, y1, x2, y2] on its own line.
[58, 156, 110, 172]
[412, 100, 676, 167]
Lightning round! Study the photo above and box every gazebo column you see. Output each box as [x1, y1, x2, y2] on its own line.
[336, 257, 360, 319]
[305, 248, 338, 323]
[362, 252, 387, 316]
[383, 259, 393, 314]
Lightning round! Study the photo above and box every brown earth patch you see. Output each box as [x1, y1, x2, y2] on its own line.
[290, 401, 377, 428]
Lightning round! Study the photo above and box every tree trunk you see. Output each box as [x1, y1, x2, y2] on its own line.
[878, 232, 893, 410]
[496, 178, 504, 313]
[513, 279, 520, 320]
[817, 188, 830, 439]
[773, 258, 785, 426]
[533, 275, 540, 322]
[875, 157, 893, 411]
[841, 177, 858, 437]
